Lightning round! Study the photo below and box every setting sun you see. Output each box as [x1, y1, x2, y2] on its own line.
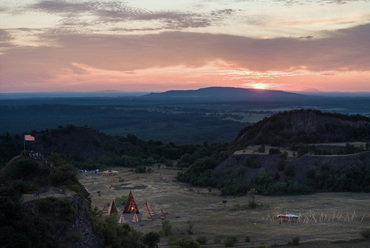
[251, 83, 268, 90]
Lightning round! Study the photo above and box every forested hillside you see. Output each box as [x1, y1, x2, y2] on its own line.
[1, 109, 369, 198]
[177, 110, 370, 195]
[0, 125, 236, 169]
[236, 109, 370, 145]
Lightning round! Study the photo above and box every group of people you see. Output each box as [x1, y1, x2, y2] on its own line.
[26, 150, 52, 168]
[28, 151, 44, 160]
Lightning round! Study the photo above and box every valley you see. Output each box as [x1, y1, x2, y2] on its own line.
[79, 166, 370, 247]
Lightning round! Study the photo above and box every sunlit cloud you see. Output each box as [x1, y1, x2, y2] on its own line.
[1, 0, 369, 93]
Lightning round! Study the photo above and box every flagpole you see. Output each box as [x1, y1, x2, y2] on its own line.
[24, 136, 25, 155]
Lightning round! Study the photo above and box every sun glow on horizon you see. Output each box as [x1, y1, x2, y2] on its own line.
[251, 83, 268, 90]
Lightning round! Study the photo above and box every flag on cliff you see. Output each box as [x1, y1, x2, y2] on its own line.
[24, 135, 35, 141]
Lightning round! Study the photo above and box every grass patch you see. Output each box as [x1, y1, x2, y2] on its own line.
[360, 228, 370, 239]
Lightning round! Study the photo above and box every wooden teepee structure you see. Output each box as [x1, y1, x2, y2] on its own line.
[132, 212, 139, 223]
[118, 213, 126, 224]
[141, 201, 153, 221]
[147, 201, 156, 216]
[102, 200, 118, 216]
[160, 209, 167, 219]
[123, 191, 140, 214]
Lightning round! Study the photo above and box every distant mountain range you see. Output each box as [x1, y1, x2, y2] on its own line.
[1, 87, 369, 101]
[142, 87, 309, 102]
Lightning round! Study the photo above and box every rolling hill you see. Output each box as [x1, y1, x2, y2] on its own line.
[236, 109, 370, 145]
[177, 109, 370, 195]
[142, 86, 309, 102]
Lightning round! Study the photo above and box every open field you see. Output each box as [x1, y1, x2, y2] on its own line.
[79, 167, 370, 247]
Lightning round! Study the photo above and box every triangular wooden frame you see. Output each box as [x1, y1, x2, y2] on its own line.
[123, 191, 140, 214]
[141, 201, 153, 221]
[132, 212, 139, 222]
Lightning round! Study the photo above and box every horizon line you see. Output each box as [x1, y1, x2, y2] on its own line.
[1, 86, 370, 99]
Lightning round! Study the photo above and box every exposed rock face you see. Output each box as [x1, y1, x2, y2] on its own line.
[22, 193, 101, 248]
[2, 156, 102, 248]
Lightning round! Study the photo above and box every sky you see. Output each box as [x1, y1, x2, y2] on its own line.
[0, 0, 370, 93]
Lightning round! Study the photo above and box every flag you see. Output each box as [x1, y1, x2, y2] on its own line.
[24, 135, 35, 141]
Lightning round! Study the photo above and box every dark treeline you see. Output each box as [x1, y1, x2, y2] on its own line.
[176, 155, 370, 196]
[0, 125, 238, 170]
[1, 109, 370, 197]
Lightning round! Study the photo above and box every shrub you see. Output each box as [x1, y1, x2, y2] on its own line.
[196, 236, 208, 244]
[284, 163, 296, 178]
[257, 145, 265, 153]
[288, 236, 300, 245]
[114, 195, 128, 207]
[245, 156, 261, 168]
[247, 188, 257, 209]
[277, 159, 286, 171]
[224, 236, 238, 247]
[58, 198, 75, 221]
[178, 238, 200, 248]
[214, 237, 222, 243]
[11, 179, 39, 194]
[269, 148, 281, 155]
[38, 197, 56, 213]
[186, 219, 194, 235]
[135, 165, 146, 173]
[143, 232, 161, 248]
[67, 183, 84, 196]
[245, 236, 251, 242]
[49, 164, 78, 186]
[8, 159, 39, 180]
[162, 219, 172, 237]
[360, 228, 370, 239]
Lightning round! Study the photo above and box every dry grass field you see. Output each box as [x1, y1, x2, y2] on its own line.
[79, 167, 370, 247]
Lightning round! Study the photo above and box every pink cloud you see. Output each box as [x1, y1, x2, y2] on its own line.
[1, 24, 369, 92]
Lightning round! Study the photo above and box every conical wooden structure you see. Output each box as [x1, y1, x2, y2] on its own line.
[132, 212, 139, 223]
[118, 213, 126, 224]
[102, 203, 109, 216]
[123, 191, 140, 214]
[102, 200, 118, 216]
[109, 200, 118, 215]
[160, 209, 167, 219]
[147, 201, 156, 215]
[141, 201, 153, 221]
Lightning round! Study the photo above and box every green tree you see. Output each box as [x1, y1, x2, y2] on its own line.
[162, 219, 172, 237]
[224, 236, 238, 247]
[135, 165, 146, 173]
[143, 232, 160, 248]
[186, 218, 194, 235]
[178, 238, 200, 248]
[247, 188, 257, 208]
